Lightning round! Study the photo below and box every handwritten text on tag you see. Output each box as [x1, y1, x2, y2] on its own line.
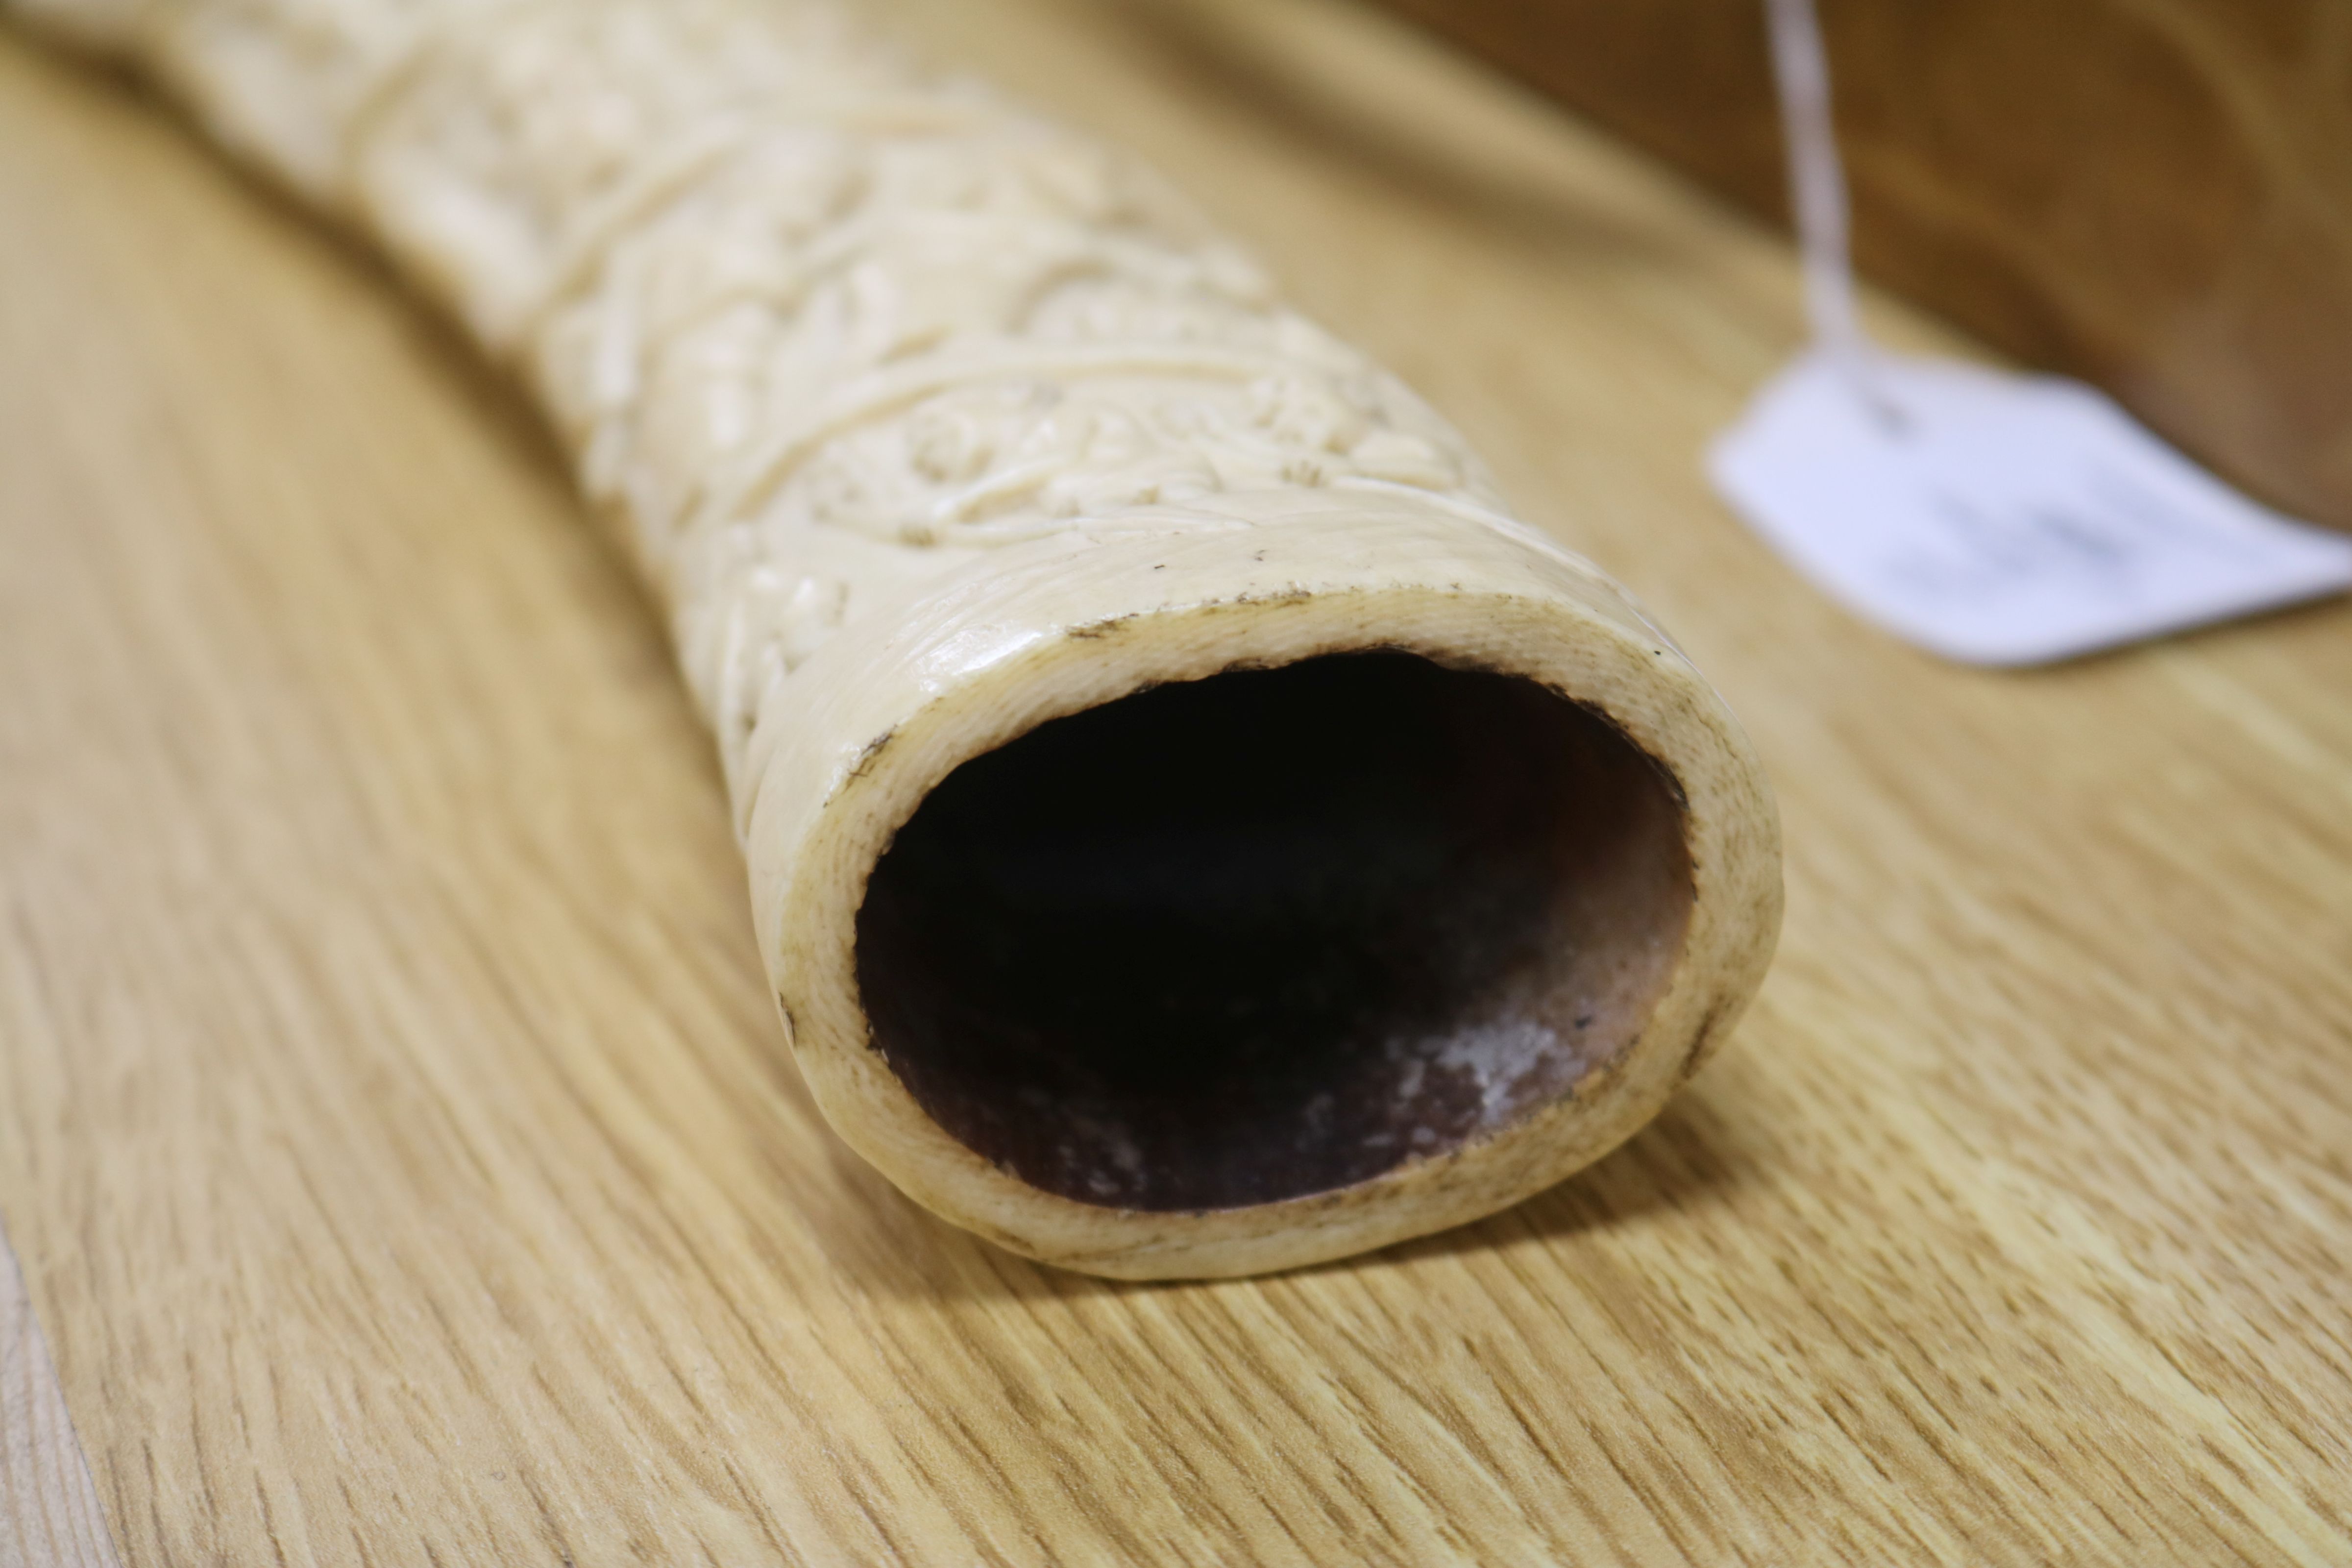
[1709, 353, 2352, 665]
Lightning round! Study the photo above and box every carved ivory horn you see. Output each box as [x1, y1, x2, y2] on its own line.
[13, 0, 1783, 1277]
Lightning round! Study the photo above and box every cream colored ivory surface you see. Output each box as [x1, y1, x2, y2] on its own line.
[10, 0, 1781, 1276]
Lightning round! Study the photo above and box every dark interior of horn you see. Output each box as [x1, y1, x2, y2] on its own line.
[853, 651, 1694, 1212]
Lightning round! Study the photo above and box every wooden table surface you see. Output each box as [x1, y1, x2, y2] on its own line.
[4, 1, 2350, 1563]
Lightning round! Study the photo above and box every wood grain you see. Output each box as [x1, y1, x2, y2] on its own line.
[2, 1227, 121, 1568]
[2, 0, 2351, 1562]
[1373, 0, 2352, 537]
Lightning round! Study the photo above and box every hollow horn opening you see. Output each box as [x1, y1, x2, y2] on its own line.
[854, 651, 1695, 1213]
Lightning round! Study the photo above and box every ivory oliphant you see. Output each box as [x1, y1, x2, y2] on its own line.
[11, 0, 1784, 1277]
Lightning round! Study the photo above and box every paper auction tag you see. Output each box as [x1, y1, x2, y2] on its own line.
[1710, 352, 2352, 664]
[1720, 0, 2352, 664]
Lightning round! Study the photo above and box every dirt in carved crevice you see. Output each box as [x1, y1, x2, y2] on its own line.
[855, 651, 1692, 1212]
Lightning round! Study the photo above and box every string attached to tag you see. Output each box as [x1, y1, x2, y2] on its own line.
[1712, 0, 2352, 666]
[1761, 0, 1865, 389]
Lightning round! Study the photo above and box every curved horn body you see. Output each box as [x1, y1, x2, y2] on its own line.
[13, 0, 1782, 1276]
